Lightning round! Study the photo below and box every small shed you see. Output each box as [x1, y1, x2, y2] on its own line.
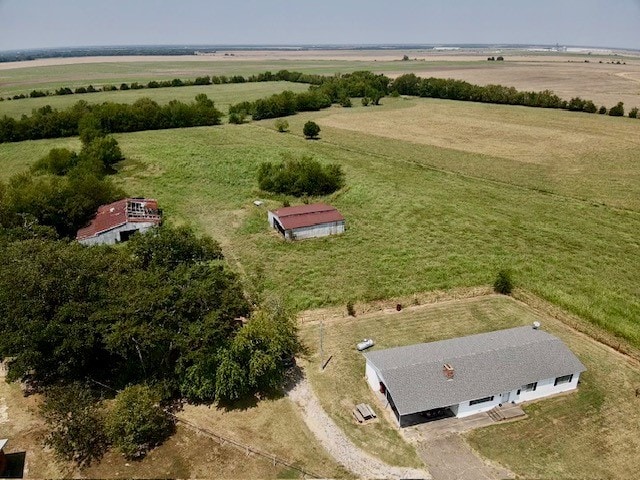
[268, 203, 345, 240]
[76, 198, 162, 246]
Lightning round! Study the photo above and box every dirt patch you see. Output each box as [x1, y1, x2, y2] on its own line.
[417, 433, 513, 480]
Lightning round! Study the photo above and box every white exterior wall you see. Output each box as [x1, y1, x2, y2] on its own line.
[454, 372, 582, 418]
[455, 395, 504, 418]
[287, 221, 345, 240]
[365, 361, 381, 391]
[515, 372, 581, 403]
[79, 221, 157, 246]
[267, 211, 277, 228]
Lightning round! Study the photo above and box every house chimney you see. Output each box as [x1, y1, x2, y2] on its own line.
[443, 363, 454, 380]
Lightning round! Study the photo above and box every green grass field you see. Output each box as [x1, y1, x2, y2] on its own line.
[0, 58, 485, 97]
[0, 97, 638, 349]
[299, 295, 640, 479]
[0, 81, 309, 117]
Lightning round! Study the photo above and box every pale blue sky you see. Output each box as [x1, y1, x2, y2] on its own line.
[1, 0, 639, 51]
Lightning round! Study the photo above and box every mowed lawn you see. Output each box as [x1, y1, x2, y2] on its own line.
[299, 295, 640, 479]
[0, 81, 309, 117]
[1, 98, 638, 348]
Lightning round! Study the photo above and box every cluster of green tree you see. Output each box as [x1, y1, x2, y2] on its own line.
[228, 71, 389, 121]
[229, 90, 332, 122]
[1, 132, 125, 238]
[0, 94, 222, 143]
[257, 154, 344, 197]
[390, 73, 637, 117]
[41, 383, 174, 465]
[0, 227, 298, 399]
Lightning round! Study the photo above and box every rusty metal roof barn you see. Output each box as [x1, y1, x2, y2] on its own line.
[268, 203, 345, 240]
[76, 198, 162, 245]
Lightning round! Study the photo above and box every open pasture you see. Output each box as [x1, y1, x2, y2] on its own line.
[320, 98, 640, 210]
[1, 97, 638, 349]
[299, 295, 640, 479]
[0, 81, 309, 118]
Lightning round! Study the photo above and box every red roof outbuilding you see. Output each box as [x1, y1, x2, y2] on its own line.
[76, 198, 162, 241]
[271, 203, 344, 230]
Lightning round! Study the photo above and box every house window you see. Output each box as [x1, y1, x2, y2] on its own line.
[469, 396, 494, 406]
[554, 374, 573, 386]
[522, 382, 537, 392]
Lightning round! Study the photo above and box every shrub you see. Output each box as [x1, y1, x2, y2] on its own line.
[361, 97, 370, 106]
[629, 107, 638, 119]
[583, 100, 597, 114]
[105, 385, 174, 459]
[609, 102, 625, 117]
[257, 154, 344, 197]
[228, 112, 246, 124]
[275, 119, 289, 132]
[303, 120, 321, 139]
[598, 105, 607, 115]
[41, 383, 107, 466]
[31, 148, 78, 176]
[337, 95, 352, 107]
[493, 269, 514, 295]
[347, 301, 356, 317]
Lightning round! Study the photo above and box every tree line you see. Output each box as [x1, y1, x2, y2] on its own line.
[2, 69, 328, 102]
[390, 73, 635, 117]
[228, 71, 389, 121]
[4, 70, 637, 145]
[0, 94, 222, 143]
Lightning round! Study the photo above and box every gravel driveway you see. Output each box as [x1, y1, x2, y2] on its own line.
[288, 377, 431, 479]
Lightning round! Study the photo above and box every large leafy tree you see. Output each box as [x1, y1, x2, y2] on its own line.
[215, 301, 299, 402]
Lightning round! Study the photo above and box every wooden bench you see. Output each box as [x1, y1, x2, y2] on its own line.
[352, 408, 365, 423]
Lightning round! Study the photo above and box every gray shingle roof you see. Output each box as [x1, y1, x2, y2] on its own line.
[363, 326, 586, 416]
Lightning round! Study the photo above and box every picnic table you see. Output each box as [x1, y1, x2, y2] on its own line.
[352, 403, 377, 423]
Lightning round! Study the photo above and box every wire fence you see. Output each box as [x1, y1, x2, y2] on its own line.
[174, 416, 324, 479]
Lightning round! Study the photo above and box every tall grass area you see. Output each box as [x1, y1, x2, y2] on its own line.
[0, 81, 309, 118]
[1, 100, 638, 348]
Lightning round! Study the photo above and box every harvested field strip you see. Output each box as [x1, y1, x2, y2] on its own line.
[317, 98, 640, 210]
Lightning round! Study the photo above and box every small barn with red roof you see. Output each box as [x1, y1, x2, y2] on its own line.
[76, 198, 162, 246]
[268, 203, 345, 240]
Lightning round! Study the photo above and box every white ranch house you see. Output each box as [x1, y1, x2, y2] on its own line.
[364, 325, 586, 427]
